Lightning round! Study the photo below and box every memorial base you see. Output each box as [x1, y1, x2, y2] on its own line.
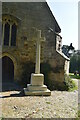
[24, 73, 51, 96]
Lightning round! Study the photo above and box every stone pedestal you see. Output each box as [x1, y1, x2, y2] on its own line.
[31, 73, 44, 86]
[24, 73, 51, 96]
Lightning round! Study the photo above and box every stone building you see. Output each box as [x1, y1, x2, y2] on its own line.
[1, 2, 70, 90]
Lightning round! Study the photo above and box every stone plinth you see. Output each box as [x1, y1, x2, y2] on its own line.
[24, 73, 51, 96]
[31, 73, 44, 85]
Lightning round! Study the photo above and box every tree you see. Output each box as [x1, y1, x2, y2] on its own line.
[69, 53, 80, 73]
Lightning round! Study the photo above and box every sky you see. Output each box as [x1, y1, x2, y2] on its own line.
[46, 0, 78, 50]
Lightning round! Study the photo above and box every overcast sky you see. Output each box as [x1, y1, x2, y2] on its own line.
[47, 0, 79, 50]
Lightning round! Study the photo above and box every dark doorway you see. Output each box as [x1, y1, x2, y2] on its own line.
[2, 56, 14, 83]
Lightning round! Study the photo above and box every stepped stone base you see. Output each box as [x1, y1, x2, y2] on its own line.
[27, 84, 47, 91]
[24, 87, 51, 96]
[24, 73, 51, 96]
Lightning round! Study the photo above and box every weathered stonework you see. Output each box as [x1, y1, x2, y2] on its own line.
[1, 2, 70, 90]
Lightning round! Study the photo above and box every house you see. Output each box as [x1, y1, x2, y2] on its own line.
[1, 1, 70, 90]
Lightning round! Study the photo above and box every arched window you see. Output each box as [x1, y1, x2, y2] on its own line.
[4, 22, 10, 46]
[11, 23, 17, 46]
[2, 15, 18, 47]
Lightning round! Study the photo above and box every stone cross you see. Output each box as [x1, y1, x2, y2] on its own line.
[24, 29, 51, 96]
[35, 30, 45, 74]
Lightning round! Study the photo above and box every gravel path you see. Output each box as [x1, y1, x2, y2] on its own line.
[0, 89, 78, 118]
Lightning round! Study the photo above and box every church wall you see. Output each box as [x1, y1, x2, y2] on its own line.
[2, 2, 66, 90]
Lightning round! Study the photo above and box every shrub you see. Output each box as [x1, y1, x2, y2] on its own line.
[64, 74, 77, 91]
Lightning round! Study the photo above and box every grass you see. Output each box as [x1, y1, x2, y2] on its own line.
[75, 110, 80, 120]
[46, 102, 51, 104]
[69, 73, 80, 79]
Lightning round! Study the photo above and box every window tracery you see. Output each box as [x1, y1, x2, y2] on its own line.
[2, 15, 18, 46]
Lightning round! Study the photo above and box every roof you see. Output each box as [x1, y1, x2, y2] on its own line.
[56, 50, 70, 61]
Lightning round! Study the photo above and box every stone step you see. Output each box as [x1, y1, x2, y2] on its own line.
[24, 88, 51, 96]
[27, 84, 47, 91]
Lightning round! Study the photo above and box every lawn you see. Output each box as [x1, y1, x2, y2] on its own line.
[69, 73, 80, 79]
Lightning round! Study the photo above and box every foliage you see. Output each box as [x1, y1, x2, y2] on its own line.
[75, 104, 80, 119]
[78, 110, 80, 117]
[69, 73, 80, 79]
[64, 74, 77, 91]
[70, 54, 80, 73]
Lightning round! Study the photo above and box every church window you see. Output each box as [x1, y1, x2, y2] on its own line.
[11, 23, 17, 46]
[56, 33, 62, 52]
[4, 22, 10, 45]
[2, 15, 18, 47]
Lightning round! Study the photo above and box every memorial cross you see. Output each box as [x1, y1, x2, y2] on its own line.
[35, 30, 45, 74]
